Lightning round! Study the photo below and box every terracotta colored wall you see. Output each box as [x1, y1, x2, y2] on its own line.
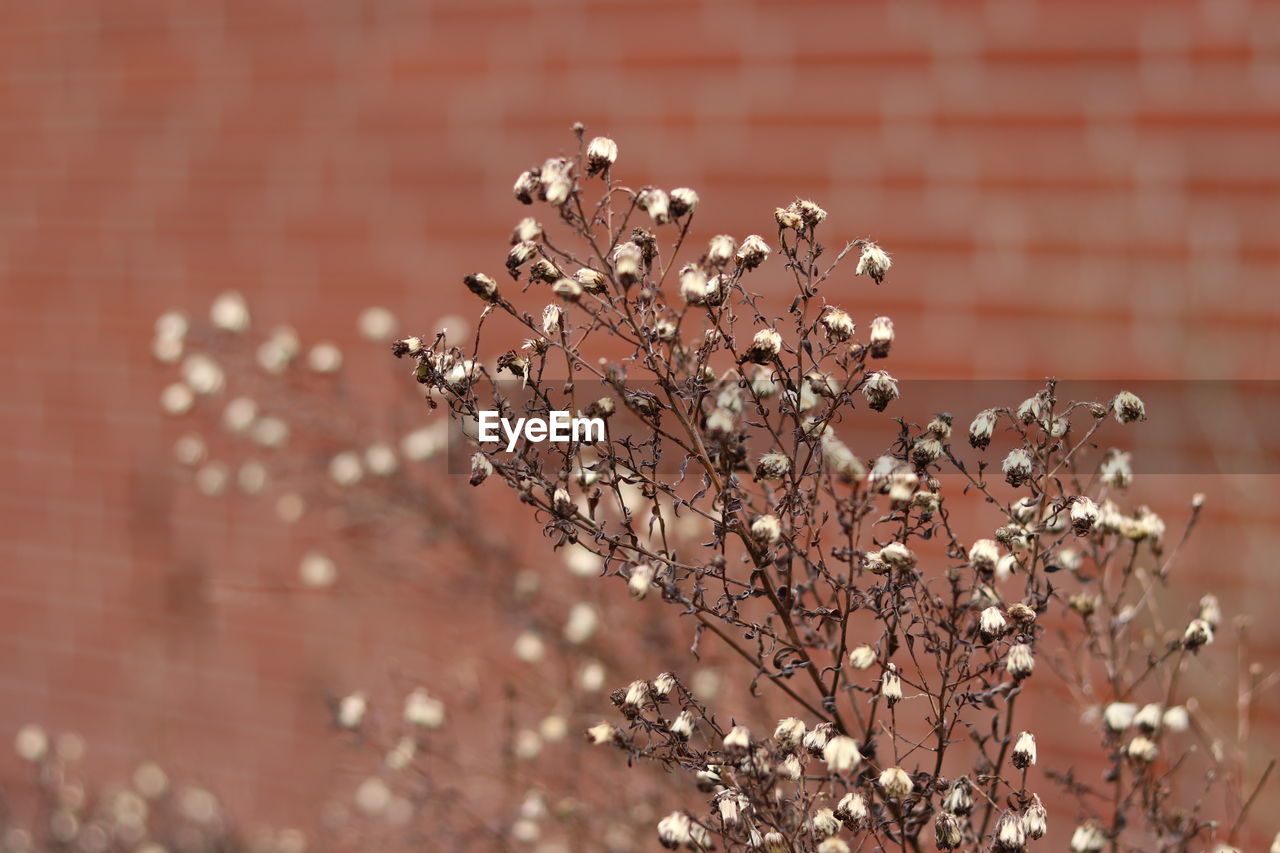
[1, 0, 1278, 848]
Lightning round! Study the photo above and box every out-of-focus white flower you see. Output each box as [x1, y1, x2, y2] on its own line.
[195, 462, 229, 496]
[308, 343, 343, 373]
[822, 736, 862, 773]
[1112, 390, 1146, 423]
[513, 631, 546, 663]
[299, 552, 337, 588]
[848, 645, 876, 669]
[173, 434, 207, 467]
[329, 451, 363, 487]
[14, 725, 48, 763]
[182, 353, 225, 395]
[161, 383, 195, 416]
[354, 777, 390, 815]
[210, 291, 250, 333]
[879, 766, 913, 799]
[358, 307, 397, 342]
[365, 443, 398, 476]
[337, 692, 367, 729]
[1103, 702, 1138, 732]
[722, 725, 751, 755]
[579, 661, 606, 692]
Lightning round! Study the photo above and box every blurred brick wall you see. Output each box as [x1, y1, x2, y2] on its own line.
[1, 0, 1278, 847]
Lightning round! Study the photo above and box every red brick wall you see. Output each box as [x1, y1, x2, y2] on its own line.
[1, 0, 1278, 848]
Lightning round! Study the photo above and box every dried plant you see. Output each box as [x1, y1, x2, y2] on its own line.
[394, 125, 1278, 852]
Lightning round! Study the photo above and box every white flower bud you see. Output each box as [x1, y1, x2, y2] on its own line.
[821, 307, 855, 343]
[862, 370, 899, 412]
[736, 234, 771, 270]
[1002, 448, 1033, 487]
[1011, 731, 1037, 769]
[773, 717, 806, 749]
[855, 241, 891, 284]
[1126, 735, 1157, 763]
[628, 563, 656, 599]
[670, 187, 699, 218]
[878, 766, 913, 799]
[980, 607, 1008, 641]
[585, 136, 617, 176]
[848, 645, 876, 670]
[822, 736, 862, 773]
[1113, 390, 1146, 424]
[1006, 643, 1035, 679]
[1022, 793, 1047, 839]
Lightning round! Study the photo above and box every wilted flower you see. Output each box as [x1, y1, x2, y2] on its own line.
[802, 722, 833, 754]
[1099, 449, 1133, 488]
[1022, 793, 1047, 839]
[612, 242, 644, 286]
[980, 606, 1008, 641]
[821, 307, 855, 342]
[1103, 702, 1138, 732]
[878, 766, 913, 799]
[881, 667, 903, 703]
[585, 136, 618, 176]
[708, 234, 736, 265]
[994, 811, 1027, 852]
[855, 241, 891, 283]
[817, 838, 849, 853]
[640, 189, 671, 224]
[934, 810, 963, 849]
[670, 711, 694, 741]
[463, 272, 499, 301]
[942, 776, 973, 816]
[1071, 497, 1099, 535]
[1007, 644, 1035, 679]
[835, 791, 867, 824]
[1198, 594, 1222, 628]
[469, 452, 493, 486]
[679, 264, 709, 304]
[868, 315, 894, 358]
[756, 452, 792, 481]
[736, 234, 771, 270]
[1011, 731, 1037, 769]
[1002, 448, 1033, 486]
[773, 717, 806, 749]
[670, 187, 699, 218]
[744, 328, 783, 364]
[1113, 390, 1146, 423]
[969, 408, 998, 449]
[862, 371, 899, 412]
